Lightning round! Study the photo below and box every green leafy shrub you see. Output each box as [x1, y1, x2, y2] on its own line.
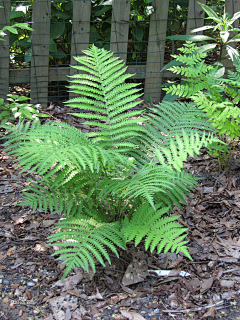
[162, 42, 240, 170]
[4, 45, 218, 279]
[192, 61, 240, 170]
[0, 94, 49, 125]
[167, 2, 240, 63]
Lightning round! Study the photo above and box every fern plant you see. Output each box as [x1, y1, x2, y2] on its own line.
[163, 42, 240, 171]
[4, 45, 218, 279]
[162, 42, 218, 100]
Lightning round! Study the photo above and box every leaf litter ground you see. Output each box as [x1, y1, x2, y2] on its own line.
[1, 103, 240, 320]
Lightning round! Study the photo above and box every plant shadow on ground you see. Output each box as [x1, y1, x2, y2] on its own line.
[1, 106, 240, 320]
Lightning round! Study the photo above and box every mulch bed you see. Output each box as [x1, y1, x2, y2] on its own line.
[1, 103, 240, 320]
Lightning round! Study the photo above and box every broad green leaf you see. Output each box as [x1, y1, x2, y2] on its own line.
[229, 11, 240, 23]
[24, 47, 31, 63]
[11, 23, 34, 31]
[95, 5, 112, 16]
[226, 44, 240, 62]
[193, 43, 217, 54]
[161, 59, 184, 72]
[220, 31, 229, 43]
[105, 16, 112, 24]
[64, 1, 73, 11]
[228, 34, 240, 43]
[17, 96, 30, 102]
[104, 28, 111, 41]
[21, 109, 34, 119]
[0, 110, 11, 117]
[38, 113, 50, 117]
[133, 25, 144, 42]
[50, 23, 65, 39]
[54, 12, 70, 19]
[167, 23, 178, 31]
[10, 10, 25, 19]
[100, 0, 113, 4]
[18, 38, 31, 47]
[198, 2, 219, 19]
[14, 111, 22, 118]
[2, 26, 18, 34]
[52, 50, 66, 59]
[167, 35, 214, 41]
[95, 40, 104, 48]
[49, 38, 57, 53]
[89, 31, 102, 43]
[190, 25, 214, 33]
[205, 16, 221, 23]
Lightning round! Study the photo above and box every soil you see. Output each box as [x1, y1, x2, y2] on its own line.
[1, 103, 240, 320]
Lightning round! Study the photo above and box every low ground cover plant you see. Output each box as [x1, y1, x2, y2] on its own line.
[0, 94, 49, 125]
[4, 45, 218, 279]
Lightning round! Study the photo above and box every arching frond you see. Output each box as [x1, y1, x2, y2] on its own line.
[49, 217, 126, 280]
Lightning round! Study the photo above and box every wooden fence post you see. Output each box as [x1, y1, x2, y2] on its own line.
[30, 0, 51, 108]
[69, 0, 91, 99]
[144, 0, 169, 103]
[0, 0, 10, 101]
[110, 0, 131, 63]
[186, 0, 206, 35]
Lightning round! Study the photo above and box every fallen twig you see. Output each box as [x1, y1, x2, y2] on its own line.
[162, 300, 224, 313]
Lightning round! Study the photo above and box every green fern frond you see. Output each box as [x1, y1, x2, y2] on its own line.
[48, 217, 126, 279]
[155, 130, 219, 171]
[144, 101, 213, 151]
[99, 164, 197, 210]
[163, 42, 215, 98]
[65, 45, 144, 151]
[5, 122, 134, 178]
[121, 203, 192, 260]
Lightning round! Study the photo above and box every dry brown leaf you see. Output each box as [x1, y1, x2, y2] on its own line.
[7, 246, 16, 256]
[88, 288, 104, 300]
[34, 243, 49, 252]
[122, 259, 148, 286]
[42, 219, 56, 228]
[201, 306, 215, 318]
[2, 221, 13, 230]
[185, 278, 201, 292]
[51, 272, 83, 290]
[66, 289, 81, 297]
[200, 277, 214, 294]
[89, 305, 100, 317]
[167, 257, 183, 269]
[25, 220, 40, 231]
[120, 310, 146, 320]
[14, 215, 31, 225]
